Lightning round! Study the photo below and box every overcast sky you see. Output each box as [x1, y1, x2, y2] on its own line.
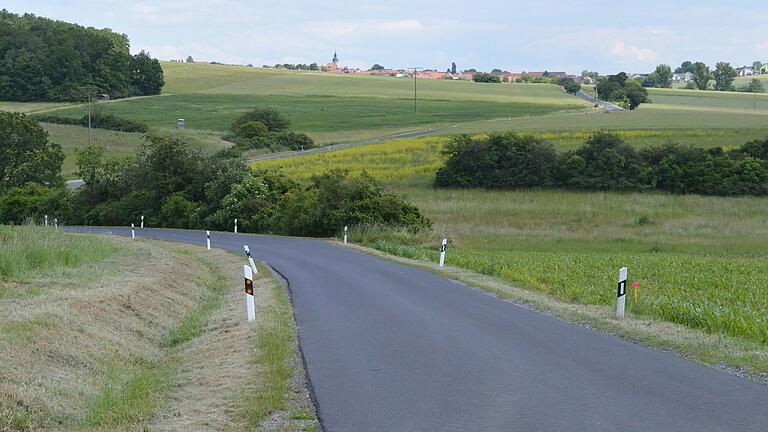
[5, 1, 768, 73]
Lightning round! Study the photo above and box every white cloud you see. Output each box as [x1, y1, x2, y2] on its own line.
[610, 40, 656, 62]
[306, 19, 424, 39]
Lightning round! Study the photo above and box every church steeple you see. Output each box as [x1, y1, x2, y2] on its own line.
[332, 51, 338, 64]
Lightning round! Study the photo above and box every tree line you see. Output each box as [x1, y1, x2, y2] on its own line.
[623, 61, 764, 93]
[435, 131, 768, 196]
[0, 111, 430, 235]
[0, 10, 164, 101]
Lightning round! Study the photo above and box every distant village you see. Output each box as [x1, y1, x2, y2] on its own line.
[175, 51, 768, 86]
[260, 51, 585, 84]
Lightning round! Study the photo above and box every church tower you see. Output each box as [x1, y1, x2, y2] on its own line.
[332, 51, 338, 64]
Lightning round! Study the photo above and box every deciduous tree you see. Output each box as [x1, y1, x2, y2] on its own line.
[691, 62, 711, 90]
[713, 62, 736, 91]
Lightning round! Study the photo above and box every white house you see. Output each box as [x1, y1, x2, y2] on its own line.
[673, 72, 693, 82]
[736, 67, 755, 77]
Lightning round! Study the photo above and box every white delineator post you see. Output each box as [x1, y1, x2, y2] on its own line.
[616, 267, 627, 318]
[234, 218, 238, 234]
[206, 230, 211, 250]
[140, 215, 144, 229]
[343, 226, 348, 244]
[244, 265, 256, 322]
[54, 218, 58, 228]
[243, 245, 258, 274]
[44, 215, 48, 227]
[439, 238, 447, 268]
[131, 223, 135, 239]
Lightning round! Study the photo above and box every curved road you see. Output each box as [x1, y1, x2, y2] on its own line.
[576, 89, 626, 112]
[65, 227, 767, 431]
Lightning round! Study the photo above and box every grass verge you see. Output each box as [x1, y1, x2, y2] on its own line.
[240, 266, 297, 426]
[0, 230, 317, 431]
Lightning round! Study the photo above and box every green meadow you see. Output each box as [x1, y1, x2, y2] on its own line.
[46, 93, 576, 135]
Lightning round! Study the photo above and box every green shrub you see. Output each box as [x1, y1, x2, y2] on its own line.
[234, 121, 269, 139]
[557, 77, 581, 94]
[270, 131, 314, 150]
[276, 170, 431, 236]
[558, 130, 644, 190]
[473, 72, 502, 83]
[435, 133, 558, 188]
[232, 108, 289, 133]
[0, 184, 71, 225]
[33, 113, 149, 133]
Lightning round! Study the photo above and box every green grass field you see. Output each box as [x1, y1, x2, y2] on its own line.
[45, 61, 585, 140]
[0, 101, 74, 113]
[734, 73, 768, 87]
[45, 93, 577, 135]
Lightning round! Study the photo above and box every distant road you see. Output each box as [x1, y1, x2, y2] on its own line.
[65, 179, 85, 190]
[65, 227, 768, 432]
[576, 89, 626, 112]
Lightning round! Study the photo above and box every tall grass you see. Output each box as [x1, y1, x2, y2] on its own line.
[84, 359, 173, 428]
[0, 226, 116, 282]
[241, 269, 296, 426]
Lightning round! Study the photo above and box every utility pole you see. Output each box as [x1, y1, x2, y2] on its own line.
[78, 85, 102, 150]
[87, 92, 92, 147]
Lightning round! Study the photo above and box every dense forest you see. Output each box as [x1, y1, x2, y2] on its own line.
[0, 10, 164, 101]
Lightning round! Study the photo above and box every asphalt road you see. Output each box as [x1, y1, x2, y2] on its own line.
[576, 89, 626, 112]
[65, 227, 768, 431]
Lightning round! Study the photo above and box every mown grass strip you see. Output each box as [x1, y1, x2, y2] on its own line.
[83, 248, 230, 429]
[167, 250, 229, 347]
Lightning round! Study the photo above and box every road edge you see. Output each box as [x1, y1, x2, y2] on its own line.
[266, 264, 327, 432]
[338, 241, 768, 386]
